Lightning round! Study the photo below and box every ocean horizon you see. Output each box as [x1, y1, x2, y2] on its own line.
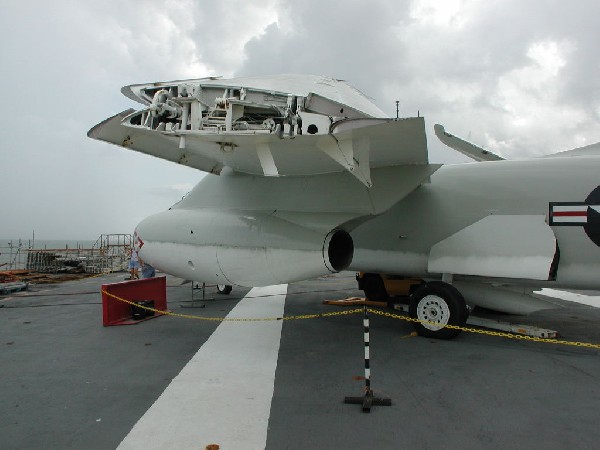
[1, 238, 97, 249]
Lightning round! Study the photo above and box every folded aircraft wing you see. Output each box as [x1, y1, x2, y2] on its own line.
[88, 75, 429, 187]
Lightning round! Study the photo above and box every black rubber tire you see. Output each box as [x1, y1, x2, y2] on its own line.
[362, 274, 388, 301]
[409, 281, 468, 339]
[217, 284, 233, 295]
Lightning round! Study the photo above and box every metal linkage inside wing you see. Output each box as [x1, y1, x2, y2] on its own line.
[88, 76, 430, 187]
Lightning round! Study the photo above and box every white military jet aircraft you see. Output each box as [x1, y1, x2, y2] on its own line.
[89, 74, 600, 339]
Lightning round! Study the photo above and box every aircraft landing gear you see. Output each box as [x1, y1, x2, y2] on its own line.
[361, 274, 388, 301]
[216, 284, 233, 294]
[409, 281, 468, 339]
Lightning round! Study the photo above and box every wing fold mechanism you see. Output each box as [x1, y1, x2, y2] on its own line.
[317, 135, 372, 187]
[88, 77, 430, 187]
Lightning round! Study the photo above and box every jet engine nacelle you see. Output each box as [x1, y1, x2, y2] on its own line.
[136, 209, 353, 286]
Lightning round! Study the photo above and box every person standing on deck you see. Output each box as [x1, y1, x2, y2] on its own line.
[128, 245, 141, 280]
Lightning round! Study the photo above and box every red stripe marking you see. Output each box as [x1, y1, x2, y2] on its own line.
[552, 211, 587, 217]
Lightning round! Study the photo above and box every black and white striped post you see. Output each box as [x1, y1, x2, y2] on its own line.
[344, 306, 391, 412]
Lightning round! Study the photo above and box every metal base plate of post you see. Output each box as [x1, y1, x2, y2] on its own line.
[345, 389, 392, 413]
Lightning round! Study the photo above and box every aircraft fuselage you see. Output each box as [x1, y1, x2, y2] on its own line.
[136, 154, 600, 292]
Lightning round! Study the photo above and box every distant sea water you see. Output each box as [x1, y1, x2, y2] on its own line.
[0, 239, 96, 270]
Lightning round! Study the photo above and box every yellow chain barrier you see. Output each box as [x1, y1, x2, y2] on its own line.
[368, 309, 600, 350]
[101, 290, 361, 322]
[102, 290, 600, 350]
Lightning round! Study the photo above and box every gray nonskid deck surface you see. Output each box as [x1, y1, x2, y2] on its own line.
[0, 274, 247, 449]
[267, 274, 600, 450]
[2, 273, 600, 449]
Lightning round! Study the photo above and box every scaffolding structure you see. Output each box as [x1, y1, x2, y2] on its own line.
[0, 240, 30, 271]
[84, 234, 133, 274]
[1, 234, 132, 274]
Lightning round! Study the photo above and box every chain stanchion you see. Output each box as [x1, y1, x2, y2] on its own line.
[344, 306, 391, 412]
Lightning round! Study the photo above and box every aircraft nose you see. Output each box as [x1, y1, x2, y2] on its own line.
[132, 211, 178, 274]
[133, 213, 169, 258]
[133, 212, 166, 257]
[133, 223, 145, 249]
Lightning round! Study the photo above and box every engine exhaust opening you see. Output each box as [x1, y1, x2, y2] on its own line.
[324, 229, 354, 272]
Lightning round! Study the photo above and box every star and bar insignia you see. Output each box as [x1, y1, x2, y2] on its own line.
[549, 186, 600, 247]
[549, 203, 600, 226]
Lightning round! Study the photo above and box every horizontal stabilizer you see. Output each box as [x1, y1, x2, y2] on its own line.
[434, 124, 503, 162]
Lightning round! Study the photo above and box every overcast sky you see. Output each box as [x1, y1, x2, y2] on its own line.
[2, 0, 600, 240]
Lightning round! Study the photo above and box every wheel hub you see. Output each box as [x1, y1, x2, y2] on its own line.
[417, 295, 450, 331]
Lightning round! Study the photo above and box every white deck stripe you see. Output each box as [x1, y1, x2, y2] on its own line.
[118, 284, 288, 450]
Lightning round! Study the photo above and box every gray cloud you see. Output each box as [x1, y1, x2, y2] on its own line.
[236, 0, 600, 158]
[237, 1, 412, 98]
